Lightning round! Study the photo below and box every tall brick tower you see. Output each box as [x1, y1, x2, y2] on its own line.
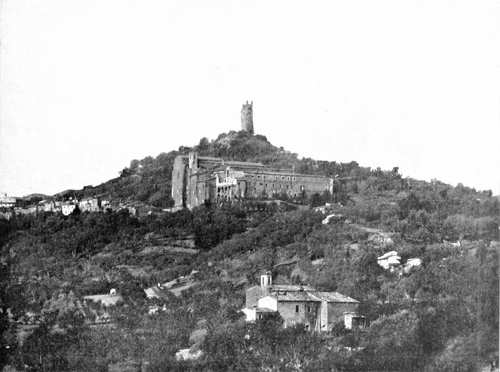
[241, 101, 254, 134]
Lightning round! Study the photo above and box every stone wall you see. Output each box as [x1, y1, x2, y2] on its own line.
[258, 296, 278, 311]
[277, 301, 320, 330]
[171, 152, 334, 209]
[172, 156, 186, 208]
[233, 170, 332, 199]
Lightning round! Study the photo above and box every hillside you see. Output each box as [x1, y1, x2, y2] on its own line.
[74, 131, 363, 208]
[0, 132, 498, 371]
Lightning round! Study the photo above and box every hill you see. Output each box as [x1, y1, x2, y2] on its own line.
[76, 131, 497, 213]
[0, 131, 498, 371]
[76, 131, 363, 208]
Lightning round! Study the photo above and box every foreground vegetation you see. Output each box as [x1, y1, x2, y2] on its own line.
[0, 132, 498, 371]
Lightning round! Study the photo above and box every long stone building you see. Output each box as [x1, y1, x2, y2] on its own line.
[171, 151, 333, 209]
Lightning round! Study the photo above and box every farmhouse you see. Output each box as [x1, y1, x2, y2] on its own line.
[242, 273, 365, 332]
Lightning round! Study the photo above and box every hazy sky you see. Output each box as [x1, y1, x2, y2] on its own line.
[1, 0, 499, 196]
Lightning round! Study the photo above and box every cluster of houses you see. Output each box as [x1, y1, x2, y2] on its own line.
[0, 193, 151, 219]
[9, 197, 111, 216]
[0, 193, 16, 208]
[377, 251, 422, 274]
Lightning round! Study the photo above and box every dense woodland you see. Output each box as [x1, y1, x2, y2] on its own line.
[0, 131, 498, 371]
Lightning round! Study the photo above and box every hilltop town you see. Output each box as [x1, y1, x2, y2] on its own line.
[0, 104, 498, 371]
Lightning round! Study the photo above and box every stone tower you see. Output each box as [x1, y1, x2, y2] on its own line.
[241, 101, 254, 134]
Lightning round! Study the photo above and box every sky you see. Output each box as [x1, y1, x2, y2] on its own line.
[1, 0, 499, 197]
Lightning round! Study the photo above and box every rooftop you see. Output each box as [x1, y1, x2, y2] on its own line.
[269, 284, 315, 292]
[248, 284, 359, 304]
[310, 291, 359, 304]
[274, 292, 319, 302]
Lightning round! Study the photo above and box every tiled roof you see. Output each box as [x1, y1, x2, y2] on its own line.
[245, 284, 315, 294]
[246, 283, 359, 304]
[309, 292, 359, 303]
[269, 284, 315, 292]
[224, 161, 265, 167]
[274, 292, 320, 302]
[261, 290, 359, 303]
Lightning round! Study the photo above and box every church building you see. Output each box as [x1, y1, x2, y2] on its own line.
[242, 273, 364, 332]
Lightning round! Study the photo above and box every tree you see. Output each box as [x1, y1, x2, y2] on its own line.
[427, 335, 480, 372]
[19, 292, 87, 371]
[129, 159, 140, 171]
[119, 168, 132, 177]
[361, 310, 423, 371]
[0, 262, 13, 369]
[197, 137, 210, 153]
[309, 193, 323, 207]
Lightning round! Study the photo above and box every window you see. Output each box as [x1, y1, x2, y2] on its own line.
[295, 305, 299, 313]
[307, 305, 311, 313]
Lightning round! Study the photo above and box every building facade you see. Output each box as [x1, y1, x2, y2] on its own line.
[0, 193, 16, 208]
[171, 151, 333, 209]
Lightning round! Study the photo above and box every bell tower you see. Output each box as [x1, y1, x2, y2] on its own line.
[241, 101, 254, 134]
[260, 272, 272, 288]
